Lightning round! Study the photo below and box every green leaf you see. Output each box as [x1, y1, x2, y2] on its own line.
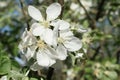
[0, 56, 11, 75]
[8, 70, 24, 80]
[30, 78, 38, 80]
[104, 71, 118, 80]
[22, 77, 29, 80]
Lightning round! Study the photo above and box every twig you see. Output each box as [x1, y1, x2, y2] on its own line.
[19, 0, 30, 30]
[116, 49, 120, 64]
[91, 46, 101, 60]
[77, 0, 96, 29]
[95, 0, 106, 21]
[46, 67, 54, 80]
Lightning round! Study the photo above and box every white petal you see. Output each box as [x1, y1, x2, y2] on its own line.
[21, 28, 28, 40]
[30, 23, 45, 36]
[56, 44, 67, 60]
[25, 46, 37, 60]
[36, 51, 56, 67]
[28, 5, 43, 21]
[43, 28, 53, 45]
[0, 76, 7, 80]
[52, 28, 59, 47]
[25, 48, 33, 60]
[52, 33, 58, 47]
[58, 20, 70, 30]
[64, 37, 82, 51]
[19, 30, 37, 48]
[46, 3, 61, 21]
[46, 46, 58, 59]
[50, 19, 60, 27]
[60, 30, 73, 39]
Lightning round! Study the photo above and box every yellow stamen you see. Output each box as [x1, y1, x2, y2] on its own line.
[41, 21, 50, 28]
[37, 40, 46, 49]
[57, 37, 65, 43]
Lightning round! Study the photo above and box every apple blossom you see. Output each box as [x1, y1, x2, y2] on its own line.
[28, 3, 61, 45]
[19, 30, 57, 67]
[19, 2, 83, 69]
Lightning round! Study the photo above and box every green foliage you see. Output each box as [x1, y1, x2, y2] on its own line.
[0, 56, 11, 75]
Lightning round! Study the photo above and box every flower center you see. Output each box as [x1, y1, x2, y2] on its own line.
[37, 40, 46, 49]
[57, 37, 65, 43]
[42, 21, 50, 28]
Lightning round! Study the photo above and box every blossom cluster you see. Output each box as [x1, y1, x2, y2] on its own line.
[19, 3, 82, 70]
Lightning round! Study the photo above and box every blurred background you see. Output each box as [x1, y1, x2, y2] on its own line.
[0, 0, 120, 80]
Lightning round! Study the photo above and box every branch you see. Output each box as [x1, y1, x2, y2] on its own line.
[46, 67, 54, 80]
[19, 0, 30, 30]
[95, 0, 106, 21]
[116, 49, 120, 64]
[77, 0, 96, 29]
[91, 46, 101, 60]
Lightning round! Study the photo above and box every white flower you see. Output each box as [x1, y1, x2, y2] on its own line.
[19, 30, 61, 67]
[18, 29, 37, 60]
[0, 76, 7, 80]
[28, 3, 61, 45]
[53, 29, 82, 60]
[57, 30, 82, 51]
[19, 2, 84, 69]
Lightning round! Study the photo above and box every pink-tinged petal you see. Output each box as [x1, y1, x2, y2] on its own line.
[43, 28, 53, 45]
[36, 50, 56, 67]
[30, 23, 45, 36]
[28, 5, 43, 21]
[46, 3, 61, 21]
[56, 44, 67, 60]
[64, 37, 82, 51]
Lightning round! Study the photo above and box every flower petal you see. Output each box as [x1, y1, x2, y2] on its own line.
[46, 46, 58, 58]
[19, 29, 37, 51]
[0, 76, 7, 80]
[52, 27, 59, 47]
[36, 50, 56, 67]
[60, 30, 74, 39]
[58, 20, 70, 30]
[28, 5, 43, 21]
[30, 23, 45, 36]
[50, 19, 60, 27]
[52, 32, 58, 47]
[43, 28, 53, 45]
[64, 37, 82, 51]
[25, 45, 37, 60]
[56, 44, 67, 60]
[46, 3, 61, 21]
